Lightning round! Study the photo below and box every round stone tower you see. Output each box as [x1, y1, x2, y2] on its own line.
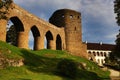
[49, 9, 88, 58]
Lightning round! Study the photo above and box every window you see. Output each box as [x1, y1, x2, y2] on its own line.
[62, 14, 65, 18]
[101, 52, 103, 56]
[97, 52, 99, 56]
[104, 52, 106, 57]
[101, 59, 104, 64]
[70, 15, 73, 19]
[98, 59, 100, 63]
[93, 52, 96, 56]
[88, 51, 91, 54]
[74, 27, 76, 31]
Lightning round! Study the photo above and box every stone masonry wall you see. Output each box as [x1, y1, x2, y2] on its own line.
[0, 3, 88, 59]
[49, 9, 88, 58]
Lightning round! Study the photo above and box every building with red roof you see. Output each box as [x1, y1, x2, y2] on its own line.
[87, 42, 115, 66]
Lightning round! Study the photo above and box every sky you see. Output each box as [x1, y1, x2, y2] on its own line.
[13, 0, 119, 45]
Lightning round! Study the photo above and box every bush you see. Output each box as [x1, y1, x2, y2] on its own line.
[57, 59, 78, 78]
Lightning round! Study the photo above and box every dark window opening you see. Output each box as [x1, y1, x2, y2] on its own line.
[45, 31, 53, 49]
[70, 15, 73, 19]
[29, 26, 40, 50]
[6, 16, 24, 46]
[56, 34, 62, 50]
[74, 27, 76, 31]
[62, 14, 65, 18]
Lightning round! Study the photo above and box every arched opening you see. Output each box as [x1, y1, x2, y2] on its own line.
[45, 31, 53, 49]
[104, 52, 107, 57]
[93, 52, 96, 56]
[74, 27, 76, 31]
[101, 52, 103, 56]
[44, 37, 47, 49]
[97, 59, 100, 63]
[28, 31, 34, 50]
[97, 52, 99, 56]
[6, 16, 24, 46]
[29, 26, 40, 50]
[90, 57, 93, 61]
[101, 59, 104, 64]
[88, 51, 91, 54]
[56, 34, 62, 50]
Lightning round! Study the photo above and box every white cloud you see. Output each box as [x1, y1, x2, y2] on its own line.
[14, 0, 116, 25]
[106, 33, 117, 39]
[13, 0, 119, 44]
[14, 0, 82, 10]
[81, 0, 119, 43]
[81, 0, 116, 26]
[14, 0, 82, 21]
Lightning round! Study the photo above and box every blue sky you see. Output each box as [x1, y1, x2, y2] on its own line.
[14, 0, 119, 45]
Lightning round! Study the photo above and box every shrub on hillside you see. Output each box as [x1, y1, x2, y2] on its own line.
[56, 59, 78, 78]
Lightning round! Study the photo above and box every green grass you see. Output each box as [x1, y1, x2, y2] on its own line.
[0, 41, 110, 80]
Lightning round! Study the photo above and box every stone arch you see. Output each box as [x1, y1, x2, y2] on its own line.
[9, 16, 24, 32]
[30, 25, 40, 50]
[6, 16, 24, 46]
[45, 31, 53, 49]
[56, 34, 62, 50]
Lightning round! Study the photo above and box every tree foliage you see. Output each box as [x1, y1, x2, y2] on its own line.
[114, 0, 120, 26]
[6, 25, 18, 46]
[105, 32, 120, 70]
[0, 0, 13, 19]
[104, 31, 120, 70]
[113, 36, 120, 58]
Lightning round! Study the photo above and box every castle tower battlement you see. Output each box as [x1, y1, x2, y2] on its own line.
[49, 9, 88, 58]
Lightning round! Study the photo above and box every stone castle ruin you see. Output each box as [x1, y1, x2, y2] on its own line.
[0, 3, 88, 58]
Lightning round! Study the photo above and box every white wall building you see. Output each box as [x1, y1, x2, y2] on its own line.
[87, 43, 115, 66]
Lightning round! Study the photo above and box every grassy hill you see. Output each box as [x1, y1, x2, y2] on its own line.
[0, 41, 110, 80]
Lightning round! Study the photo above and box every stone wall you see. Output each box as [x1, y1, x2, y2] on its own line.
[0, 3, 88, 59]
[0, 3, 66, 51]
[49, 9, 88, 58]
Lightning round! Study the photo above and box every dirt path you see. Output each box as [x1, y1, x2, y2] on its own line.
[110, 76, 120, 80]
[109, 69, 120, 80]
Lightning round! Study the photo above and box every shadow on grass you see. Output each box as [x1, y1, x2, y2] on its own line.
[20, 49, 110, 80]
[16, 78, 31, 80]
[20, 49, 60, 73]
[77, 70, 110, 80]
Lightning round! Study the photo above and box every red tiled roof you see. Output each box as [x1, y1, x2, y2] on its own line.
[87, 43, 115, 51]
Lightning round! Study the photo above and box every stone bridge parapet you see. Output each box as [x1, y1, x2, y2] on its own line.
[0, 2, 88, 59]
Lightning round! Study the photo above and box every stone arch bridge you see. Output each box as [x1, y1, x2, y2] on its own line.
[0, 3, 88, 58]
[0, 3, 65, 50]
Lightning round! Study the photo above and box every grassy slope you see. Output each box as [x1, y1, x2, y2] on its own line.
[0, 41, 110, 80]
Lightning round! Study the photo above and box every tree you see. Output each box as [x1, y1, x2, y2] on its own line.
[114, 0, 120, 26]
[113, 32, 120, 58]
[6, 25, 18, 46]
[0, 0, 13, 19]
[104, 31, 120, 70]
[0, 0, 13, 9]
